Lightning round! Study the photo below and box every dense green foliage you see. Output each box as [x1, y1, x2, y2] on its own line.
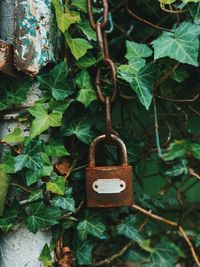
[1, 0, 200, 266]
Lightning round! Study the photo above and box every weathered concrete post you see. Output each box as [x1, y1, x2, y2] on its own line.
[0, 1, 57, 266]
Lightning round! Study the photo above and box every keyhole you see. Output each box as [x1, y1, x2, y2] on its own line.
[95, 184, 98, 189]
[120, 183, 124, 188]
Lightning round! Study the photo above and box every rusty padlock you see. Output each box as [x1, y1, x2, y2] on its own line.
[86, 134, 133, 208]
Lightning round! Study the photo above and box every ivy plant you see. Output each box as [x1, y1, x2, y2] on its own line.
[1, 0, 200, 266]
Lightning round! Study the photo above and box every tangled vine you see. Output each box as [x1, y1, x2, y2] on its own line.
[0, 0, 200, 266]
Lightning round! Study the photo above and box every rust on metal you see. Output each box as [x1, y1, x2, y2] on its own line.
[88, 0, 108, 30]
[86, 0, 133, 208]
[96, 58, 117, 104]
[105, 97, 112, 139]
[86, 134, 133, 208]
[0, 40, 19, 77]
[86, 165, 133, 207]
[89, 135, 128, 167]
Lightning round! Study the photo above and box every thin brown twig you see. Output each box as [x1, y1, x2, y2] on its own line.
[132, 204, 200, 267]
[154, 93, 200, 103]
[114, 22, 134, 41]
[119, 91, 136, 100]
[93, 240, 132, 266]
[154, 63, 180, 90]
[188, 168, 200, 180]
[188, 105, 200, 116]
[160, 4, 187, 14]
[61, 200, 84, 219]
[110, 0, 126, 14]
[92, 218, 148, 266]
[64, 159, 77, 180]
[125, 0, 173, 32]
[10, 182, 32, 193]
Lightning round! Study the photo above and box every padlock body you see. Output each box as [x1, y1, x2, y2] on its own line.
[86, 165, 133, 207]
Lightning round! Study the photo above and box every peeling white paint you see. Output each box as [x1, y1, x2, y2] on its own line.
[0, 226, 52, 267]
[14, 0, 57, 76]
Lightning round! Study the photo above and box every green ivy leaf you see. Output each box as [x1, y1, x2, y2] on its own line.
[46, 176, 66, 195]
[29, 104, 62, 138]
[26, 165, 53, 186]
[52, 0, 80, 32]
[28, 190, 43, 203]
[62, 120, 94, 144]
[172, 69, 189, 83]
[0, 102, 7, 111]
[117, 215, 142, 243]
[38, 244, 52, 267]
[0, 210, 18, 232]
[159, 0, 176, 4]
[131, 64, 158, 110]
[118, 63, 157, 109]
[6, 77, 31, 105]
[71, 0, 88, 13]
[76, 70, 97, 107]
[14, 153, 42, 172]
[183, 0, 200, 3]
[77, 218, 106, 240]
[152, 22, 200, 66]
[77, 19, 96, 41]
[196, 234, 200, 247]
[149, 242, 177, 267]
[189, 3, 200, 25]
[139, 239, 154, 253]
[76, 53, 99, 69]
[38, 61, 71, 101]
[2, 127, 24, 143]
[51, 189, 75, 212]
[65, 32, 92, 60]
[76, 242, 93, 265]
[45, 144, 69, 157]
[125, 40, 153, 71]
[163, 144, 185, 160]
[49, 99, 74, 113]
[51, 196, 75, 211]
[117, 64, 137, 83]
[162, 140, 199, 161]
[190, 143, 200, 159]
[25, 203, 61, 233]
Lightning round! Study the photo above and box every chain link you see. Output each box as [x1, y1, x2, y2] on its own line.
[88, 0, 118, 140]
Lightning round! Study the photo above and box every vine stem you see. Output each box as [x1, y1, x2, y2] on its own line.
[154, 93, 200, 103]
[93, 240, 133, 266]
[93, 218, 148, 266]
[132, 204, 200, 267]
[153, 97, 163, 158]
[10, 182, 32, 193]
[188, 168, 200, 180]
[160, 3, 187, 14]
[125, 0, 173, 32]
[93, 204, 200, 267]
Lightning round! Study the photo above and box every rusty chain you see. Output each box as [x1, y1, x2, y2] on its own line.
[88, 0, 118, 140]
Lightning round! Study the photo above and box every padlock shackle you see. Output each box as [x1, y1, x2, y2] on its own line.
[89, 134, 128, 167]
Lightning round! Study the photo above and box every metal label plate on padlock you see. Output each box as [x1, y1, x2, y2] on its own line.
[86, 165, 133, 207]
[93, 179, 126, 194]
